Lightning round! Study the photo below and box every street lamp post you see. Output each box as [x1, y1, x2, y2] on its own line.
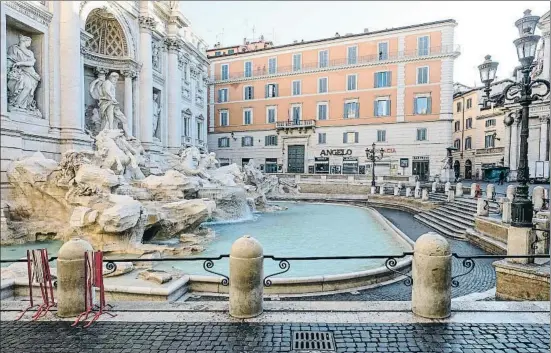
[478, 9, 550, 227]
[365, 142, 384, 187]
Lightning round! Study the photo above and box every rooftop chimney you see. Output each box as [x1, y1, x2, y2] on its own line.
[243, 37, 247, 45]
[335, 32, 340, 37]
[363, 28, 369, 33]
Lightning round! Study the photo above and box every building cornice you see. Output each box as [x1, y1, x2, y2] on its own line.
[6, 1, 53, 27]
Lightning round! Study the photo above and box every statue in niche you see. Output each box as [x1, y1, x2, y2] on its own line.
[152, 43, 160, 71]
[152, 92, 161, 140]
[6, 34, 42, 117]
[89, 72, 132, 138]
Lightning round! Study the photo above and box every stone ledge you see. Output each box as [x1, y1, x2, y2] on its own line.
[494, 259, 550, 301]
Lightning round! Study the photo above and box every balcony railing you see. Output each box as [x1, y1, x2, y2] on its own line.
[476, 147, 504, 155]
[276, 119, 316, 129]
[214, 45, 460, 81]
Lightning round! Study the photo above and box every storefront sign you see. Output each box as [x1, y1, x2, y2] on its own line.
[413, 156, 429, 160]
[399, 158, 409, 168]
[383, 148, 396, 153]
[343, 157, 358, 162]
[315, 157, 329, 162]
[320, 149, 352, 157]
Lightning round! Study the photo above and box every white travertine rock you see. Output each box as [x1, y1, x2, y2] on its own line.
[98, 195, 142, 233]
[75, 164, 120, 189]
[157, 199, 210, 236]
[138, 269, 173, 284]
[140, 170, 199, 200]
[7, 151, 57, 183]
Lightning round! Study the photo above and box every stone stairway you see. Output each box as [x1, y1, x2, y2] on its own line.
[414, 194, 500, 240]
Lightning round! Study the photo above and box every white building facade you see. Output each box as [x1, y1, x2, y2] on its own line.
[1, 1, 209, 195]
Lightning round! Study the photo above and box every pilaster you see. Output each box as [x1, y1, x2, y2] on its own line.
[138, 15, 156, 150]
[396, 63, 405, 122]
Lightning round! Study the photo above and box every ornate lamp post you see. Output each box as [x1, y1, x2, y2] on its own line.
[365, 142, 384, 187]
[478, 9, 550, 227]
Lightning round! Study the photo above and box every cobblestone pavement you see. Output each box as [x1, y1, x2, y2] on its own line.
[1, 321, 548, 353]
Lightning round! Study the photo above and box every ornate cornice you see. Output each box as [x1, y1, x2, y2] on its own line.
[82, 51, 142, 74]
[122, 69, 137, 78]
[6, 1, 53, 27]
[539, 115, 550, 123]
[138, 16, 157, 31]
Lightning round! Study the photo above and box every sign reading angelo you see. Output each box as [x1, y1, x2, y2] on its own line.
[320, 149, 353, 157]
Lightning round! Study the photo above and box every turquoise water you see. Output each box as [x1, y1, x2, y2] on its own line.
[1, 240, 63, 267]
[0, 203, 411, 277]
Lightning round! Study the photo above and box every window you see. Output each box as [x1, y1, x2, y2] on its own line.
[219, 110, 229, 126]
[454, 121, 460, 132]
[265, 135, 278, 146]
[344, 101, 359, 119]
[266, 106, 277, 123]
[416, 128, 427, 141]
[317, 102, 328, 120]
[243, 109, 253, 125]
[374, 71, 391, 88]
[465, 137, 472, 150]
[319, 50, 329, 68]
[485, 119, 496, 127]
[318, 77, 328, 93]
[466, 98, 472, 109]
[218, 88, 228, 103]
[292, 53, 302, 71]
[197, 121, 203, 139]
[268, 57, 277, 74]
[377, 130, 386, 142]
[242, 136, 254, 147]
[218, 137, 230, 148]
[244, 86, 254, 100]
[318, 132, 327, 144]
[291, 105, 301, 124]
[456, 101, 462, 112]
[215, 51, 221, 56]
[221, 64, 229, 80]
[184, 117, 190, 137]
[378, 42, 388, 60]
[418, 36, 429, 56]
[265, 158, 278, 173]
[343, 131, 359, 143]
[414, 96, 432, 115]
[454, 139, 460, 149]
[374, 98, 391, 117]
[228, 49, 235, 54]
[244, 61, 252, 78]
[292, 80, 301, 95]
[347, 74, 357, 91]
[417, 67, 429, 84]
[466, 118, 472, 129]
[266, 83, 278, 98]
[485, 134, 495, 148]
[347, 46, 357, 64]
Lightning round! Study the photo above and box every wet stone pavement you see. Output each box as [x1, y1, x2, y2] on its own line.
[1, 321, 549, 353]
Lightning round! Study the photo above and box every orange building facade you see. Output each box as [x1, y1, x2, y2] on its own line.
[207, 19, 460, 179]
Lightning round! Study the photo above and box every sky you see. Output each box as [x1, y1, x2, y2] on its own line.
[181, 1, 549, 86]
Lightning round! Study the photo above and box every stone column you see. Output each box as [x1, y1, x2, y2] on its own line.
[48, 0, 61, 130]
[412, 232, 451, 319]
[455, 182, 463, 197]
[539, 116, 549, 161]
[229, 235, 263, 318]
[122, 70, 135, 136]
[165, 38, 182, 153]
[57, 238, 93, 318]
[138, 16, 156, 149]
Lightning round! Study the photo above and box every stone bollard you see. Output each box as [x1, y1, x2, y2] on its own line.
[370, 186, 376, 195]
[477, 198, 489, 216]
[470, 183, 477, 198]
[422, 189, 429, 201]
[455, 182, 463, 197]
[415, 181, 421, 190]
[57, 238, 94, 318]
[533, 212, 550, 255]
[229, 235, 264, 318]
[486, 184, 495, 200]
[394, 186, 399, 196]
[414, 187, 421, 199]
[532, 186, 545, 211]
[506, 185, 516, 201]
[444, 182, 451, 193]
[507, 227, 536, 264]
[502, 199, 512, 223]
[447, 189, 455, 202]
[406, 187, 412, 197]
[379, 185, 385, 195]
[412, 232, 451, 319]
[431, 182, 437, 193]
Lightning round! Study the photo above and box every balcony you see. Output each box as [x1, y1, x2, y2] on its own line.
[214, 45, 460, 82]
[476, 147, 504, 155]
[276, 119, 316, 134]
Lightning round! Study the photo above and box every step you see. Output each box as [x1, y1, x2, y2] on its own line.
[441, 204, 477, 218]
[436, 207, 476, 223]
[465, 228, 507, 255]
[429, 209, 474, 228]
[454, 198, 500, 211]
[419, 212, 469, 233]
[414, 214, 466, 240]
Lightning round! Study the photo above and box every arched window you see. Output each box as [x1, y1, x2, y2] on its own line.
[465, 137, 472, 150]
[466, 118, 472, 129]
[85, 9, 128, 57]
[454, 138, 461, 149]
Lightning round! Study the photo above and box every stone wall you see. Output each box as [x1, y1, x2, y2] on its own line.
[494, 260, 550, 301]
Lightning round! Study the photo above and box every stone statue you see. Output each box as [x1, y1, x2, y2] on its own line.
[152, 43, 160, 71]
[89, 72, 132, 138]
[152, 92, 161, 139]
[6, 34, 42, 117]
[95, 129, 144, 180]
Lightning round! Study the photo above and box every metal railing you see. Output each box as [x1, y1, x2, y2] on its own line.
[214, 45, 460, 81]
[275, 119, 316, 129]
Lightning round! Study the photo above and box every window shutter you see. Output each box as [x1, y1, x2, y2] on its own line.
[318, 133, 322, 144]
[265, 136, 268, 146]
[427, 97, 432, 114]
[241, 137, 245, 146]
[251, 137, 254, 146]
[355, 132, 359, 143]
[218, 138, 221, 148]
[265, 85, 269, 98]
[374, 72, 378, 88]
[344, 103, 348, 118]
[414, 98, 418, 115]
[251, 87, 254, 99]
[217, 90, 221, 103]
[388, 71, 392, 86]
[343, 132, 348, 143]
[387, 100, 391, 116]
[275, 84, 279, 97]
[274, 136, 278, 146]
[355, 103, 360, 118]
[373, 101, 378, 117]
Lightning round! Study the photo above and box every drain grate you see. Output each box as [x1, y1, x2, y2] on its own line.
[292, 331, 335, 351]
